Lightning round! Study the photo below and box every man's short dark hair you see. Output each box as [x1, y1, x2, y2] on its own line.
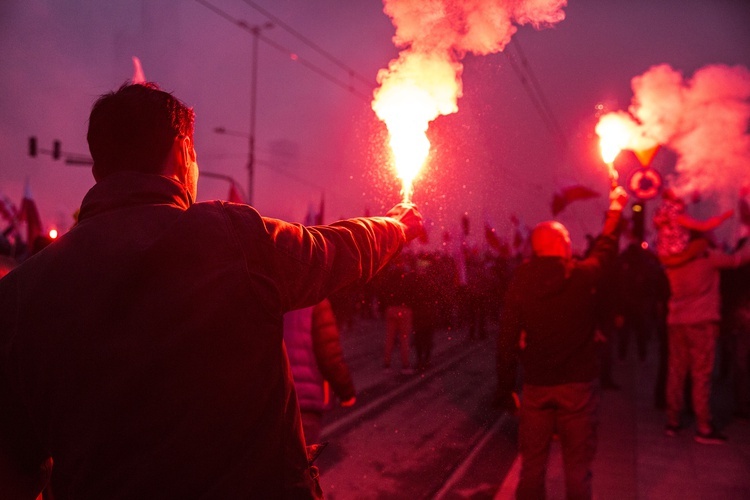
[87, 82, 195, 180]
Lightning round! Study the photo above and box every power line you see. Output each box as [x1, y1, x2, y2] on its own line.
[503, 47, 566, 151]
[194, 0, 372, 102]
[256, 31, 371, 102]
[503, 41, 568, 150]
[239, 0, 373, 88]
[501, 39, 595, 231]
[509, 38, 568, 150]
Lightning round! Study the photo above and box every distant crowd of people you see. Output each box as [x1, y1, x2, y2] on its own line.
[318, 186, 750, 499]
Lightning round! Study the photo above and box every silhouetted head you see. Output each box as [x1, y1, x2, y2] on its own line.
[87, 82, 195, 183]
[531, 221, 572, 259]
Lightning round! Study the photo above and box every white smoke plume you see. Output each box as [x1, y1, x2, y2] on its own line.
[601, 63, 750, 203]
[373, 0, 567, 201]
[375, 0, 567, 120]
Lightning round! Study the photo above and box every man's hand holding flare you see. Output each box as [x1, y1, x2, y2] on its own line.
[386, 203, 424, 243]
[609, 186, 628, 212]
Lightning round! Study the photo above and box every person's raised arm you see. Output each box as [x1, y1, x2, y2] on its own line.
[582, 186, 628, 273]
[602, 186, 628, 235]
[233, 203, 424, 313]
[676, 209, 734, 232]
[660, 238, 709, 268]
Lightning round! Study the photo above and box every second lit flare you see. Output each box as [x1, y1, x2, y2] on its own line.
[595, 112, 633, 188]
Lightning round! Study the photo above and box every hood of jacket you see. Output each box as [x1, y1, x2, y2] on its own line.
[517, 256, 571, 299]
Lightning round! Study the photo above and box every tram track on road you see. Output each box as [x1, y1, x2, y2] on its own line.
[320, 338, 488, 440]
[317, 323, 520, 499]
[430, 412, 515, 499]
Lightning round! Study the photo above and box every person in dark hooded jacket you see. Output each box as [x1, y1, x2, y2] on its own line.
[0, 82, 424, 500]
[497, 186, 627, 500]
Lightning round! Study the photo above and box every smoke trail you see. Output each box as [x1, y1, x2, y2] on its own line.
[373, 0, 567, 201]
[600, 63, 750, 204]
[376, 0, 566, 117]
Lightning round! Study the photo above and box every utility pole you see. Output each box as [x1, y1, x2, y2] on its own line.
[246, 22, 273, 205]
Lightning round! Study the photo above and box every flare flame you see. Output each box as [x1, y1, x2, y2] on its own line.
[372, 0, 567, 202]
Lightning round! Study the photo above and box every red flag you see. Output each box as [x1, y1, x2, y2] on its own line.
[484, 223, 502, 251]
[551, 185, 600, 216]
[0, 195, 17, 224]
[739, 196, 750, 227]
[483, 214, 502, 252]
[304, 203, 316, 226]
[315, 193, 325, 225]
[461, 214, 470, 236]
[227, 183, 244, 204]
[18, 181, 42, 245]
[513, 228, 524, 250]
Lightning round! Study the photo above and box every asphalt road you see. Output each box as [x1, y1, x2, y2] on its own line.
[314, 318, 518, 499]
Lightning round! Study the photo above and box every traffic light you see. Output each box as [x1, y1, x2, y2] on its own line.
[28, 136, 37, 157]
[52, 140, 61, 160]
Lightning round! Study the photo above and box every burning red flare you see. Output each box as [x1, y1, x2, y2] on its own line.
[373, 0, 568, 202]
[372, 52, 459, 202]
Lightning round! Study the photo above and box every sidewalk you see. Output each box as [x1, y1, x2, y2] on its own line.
[497, 344, 750, 499]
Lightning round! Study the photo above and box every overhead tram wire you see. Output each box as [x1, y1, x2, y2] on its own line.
[240, 0, 373, 88]
[195, 1, 562, 218]
[255, 31, 371, 102]
[505, 38, 576, 197]
[503, 49, 563, 150]
[502, 39, 593, 232]
[508, 38, 569, 151]
[194, 0, 371, 102]
[235, 2, 554, 206]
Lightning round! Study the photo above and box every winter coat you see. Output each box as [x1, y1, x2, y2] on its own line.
[497, 210, 622, 394]
[0, 172, 404, 499]
[284, 299, 355, 413]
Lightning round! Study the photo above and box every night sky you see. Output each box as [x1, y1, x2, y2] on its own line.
[1, 0, 749, 249]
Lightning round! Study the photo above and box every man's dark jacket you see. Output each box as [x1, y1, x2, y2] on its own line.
[0, 172, 405, 499]
[497, 211, 621, 397]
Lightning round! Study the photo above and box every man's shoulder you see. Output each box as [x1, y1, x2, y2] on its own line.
[187, 200, 264, 226]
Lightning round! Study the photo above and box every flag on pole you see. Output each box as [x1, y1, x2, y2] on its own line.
[0, 195, 17, 225]
[18, 180, 42, 245]
[551, 185, 600, 216]
[132, 56, 146, 84]
[739, 195, 750, 227]
[315, 193, 325, 225]
[304, 202, 316, 226]
[509, 214, 526, 252]
[483, 215, 502, 252]
[227, 183, 244, 204]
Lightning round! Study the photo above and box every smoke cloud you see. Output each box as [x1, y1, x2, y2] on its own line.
[601, 63, 750, 203]
[373, 0, 567, 200]
[375, 0, 567, 117]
